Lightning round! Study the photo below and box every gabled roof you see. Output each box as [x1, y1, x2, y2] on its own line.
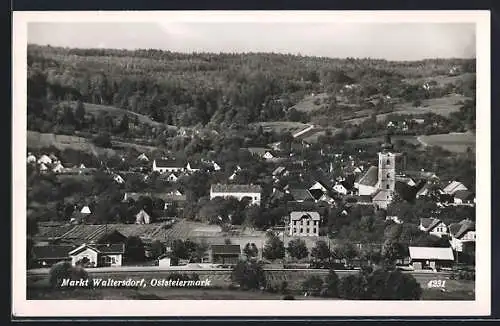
[449, 219, 475, 239]
[288, 188, 314, 201]
[357, 166, 378, 187]
[290, 211, 321, 221]
[154, 159, 185, 168]
[211, 184, 262, 193]
[372, 189, 392, 201]
[187, 162, 204, 169]
[211, 244, 241, 255]
[69, 243, 125, 256]
[273, 166, 287, 176]
[32, 245, 75, 259]
[409, 246, 454, 261]
[454, 190, 475, 201]
[443, 181, 468, 194]
[419, 218, 443, 231]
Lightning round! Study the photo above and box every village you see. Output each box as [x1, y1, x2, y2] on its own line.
[27, 129, 476, 276]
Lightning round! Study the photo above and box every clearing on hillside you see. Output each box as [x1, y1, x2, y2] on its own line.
[251, 121, 310, 135]
[418, 132, 475, 153]
[289, 92, 330, 112]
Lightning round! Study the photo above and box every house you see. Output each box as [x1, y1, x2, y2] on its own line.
[209, 244, 241, 265]
[453, 190, 475, 205]
[272, 166, 288, 178]
[212, 162, 221, 171]
[137, 153, 149, 161]
[39, 163, 49, 173]
[287, 188, 315, 202]
[152, 159, 185, 174]
[210, 184, 262, 205]
[449, 219, 475, 252]
[80, 205, 92, 214]
[333, 183, 348, 195]
[443, 181, 468, 195]
[408, 246, 454, 270]
[166, 172, 179, 183]
[135, 209, 152, 224]
[372, 189, 393, 210]
[69, 243, 125, 268]
[37, 154, 52, 165]
[186, 162, 203, 173]
[355, 166, 379, 196]
[113, 174, 125, 184]
[158, 255, 171, 268]
[419, 218, 448, 238]
[386, 216, 403, 224]
[27, 153, 37, 164]
[52, 162, 64, 173]
[246, 147, 275, 160]
[32, 245, 74, 267]
[289, 211, 320, 237]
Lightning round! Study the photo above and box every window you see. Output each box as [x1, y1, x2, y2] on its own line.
[306, 228, 310, 233]
[313, 228, 317, 234]
[300, 228, 303, 233]
[307, 221, 310, 226]
[314, 221, 318, 225]
[294, 221, 297, 226]
[386, 184, 390, 189]
[387, 159, 390, 165]
[387, 173, 390, 178]
[293, 228, 296, 233]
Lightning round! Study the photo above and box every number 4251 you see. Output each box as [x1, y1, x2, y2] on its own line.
[427, 280, 446, 288]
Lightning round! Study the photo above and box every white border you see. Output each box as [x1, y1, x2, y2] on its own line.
[12, 10, 491, 317]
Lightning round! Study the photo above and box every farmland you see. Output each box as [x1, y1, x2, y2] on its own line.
[290, 92, 330, 112]
[251, 121, 310, 135]
[27, 130, 157, 157]
[418, 132, 475, 153]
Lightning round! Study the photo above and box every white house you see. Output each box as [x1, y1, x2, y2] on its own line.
[79, 163, 86, 169]
[419, 218, 448, 238]
[354, 166, 379, 196]
[386, 216, 403, 224]
[52, 162, 64, 173]
[166, 173, 179, 182]
[152, 159, 185, 174]
[453, 190, 475, 205]
[186, 162, 202, 173]
[113, 174, 125, 184]
[137, 153, 149, 161]
[210, 184, 262, 206]
[449, 219, 475, 252]
[39, 163, 48, 173]
[443, 181, 468, 195]
[212, 162, 221, 171]
[289, 211, 320, 237]
[69, 243, 124, 268]
[408, 246, 454, 270]
[333, 183, 348, 195]
[80, 205, 92, 214]
[135, 209, 151, 224]
[38, 155, 52, 165]
[158, 255, 171, 268]
[27, 153, 37, 164]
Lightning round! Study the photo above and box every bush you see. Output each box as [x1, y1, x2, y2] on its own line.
[93, 133, 112, 148]
[48, 261, 90, 289]
[323, 269, 340, 298]
[302, 275, 324, 296]
[231, 260, 267, 290]
[338, 274, 368, 299]
[283, 294, 295, 300]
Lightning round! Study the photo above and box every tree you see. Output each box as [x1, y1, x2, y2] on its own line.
[311, 240, 331, 263]
[118, 114, 130, 134]
[382, 241, 408, 266]
[125, 236, 145, 262]
[243, 242, 259, 260]
[336, 242, 359, 267]
[231, 260, 266, 290]
[93, 132, 112, 148]
[75, 100, 86, 128]
[150, 240, 165, 259]
[262, 232, 285, 261]
[49, 261, 90, 289]
[323, 269, 340, 298]
[170, 239, 190, 260]
[338, 273, 368, 299]
[302, 275, 324, 296]
[286, 238, 309, 260]
[366, 269, 422, 300]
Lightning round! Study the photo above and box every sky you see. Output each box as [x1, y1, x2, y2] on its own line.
[27, 22, 476, 61]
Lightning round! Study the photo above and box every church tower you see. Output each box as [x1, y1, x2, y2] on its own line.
[377, 133, 396, 192]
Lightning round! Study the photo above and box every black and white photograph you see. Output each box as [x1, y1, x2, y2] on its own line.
[12, 11, 491, 317]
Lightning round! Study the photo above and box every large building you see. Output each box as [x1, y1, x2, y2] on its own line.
[289, 211, 320, 237]
[210, 184, 262, 205]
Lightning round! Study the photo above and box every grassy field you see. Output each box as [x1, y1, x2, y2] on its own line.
[27, 131, 157, 157]
[403, 73, 475, 87]
[290, 92, 330, 112]
[71, 102, 176, 130]
[418, 132, 475, 153]
[251, 121, 310, 135]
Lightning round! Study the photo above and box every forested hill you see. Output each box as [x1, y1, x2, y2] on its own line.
[27, 44, 475, 134]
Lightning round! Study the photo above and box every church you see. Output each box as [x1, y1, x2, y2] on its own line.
[354, 133, 403, 210]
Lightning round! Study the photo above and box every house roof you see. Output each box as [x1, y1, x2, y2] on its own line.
[69, 243, 125, 256]
[405, 171, 438, 181]
[290, 211, 321, 221]
[59, 225, 126, 243]
[357, 166, 378, 187]
[409, 246, 454, 261]
[273, 166, 286, 176]
[154, 159, 185, 168]
[211, 184, 262, 193]
[443, 181, 467, 194]
[288, 188, 314, 201]
[420, 218, 442, 231]
[187, 162, 204, 169]
[454, 190, 475, 201]
[449, 219, 475, 239]
[211, 244, 241, 255]
[245, 147, 272, 156]
[32, 245, 75, 259]
[372, 189, 392, 201]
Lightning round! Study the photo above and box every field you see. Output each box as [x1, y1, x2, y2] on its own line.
[345, 135, 421, 146]
[290, 92, 330, 112]
[403, 73, 475, 87]
[72, 102, 176, 130]
[251, 121, 310, 135]
[27, 131, 157, 157]
[418, 132, 475, 153]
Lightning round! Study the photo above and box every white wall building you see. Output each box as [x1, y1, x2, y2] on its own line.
[289, 211, 320, 237]
[210, 184, 262, 206]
